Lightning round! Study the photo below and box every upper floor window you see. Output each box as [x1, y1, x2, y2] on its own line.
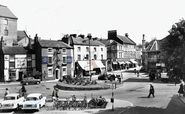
[4, 28, 8, 36]
[3, 19, 8, 25]
[78, 54, 81, 60]
[63, 56, 66, 64]
[94, 54, 97, 60]
[48, 48, 53, 53]
[62, 48, 66, 53]
[86, 47, 89, 52]
[94, 47, 96, 52]
[48, 57, 53, 64]
[77, 47, 81, 52]
[101, 48, 103, 51]
[101, 54, 103, 60]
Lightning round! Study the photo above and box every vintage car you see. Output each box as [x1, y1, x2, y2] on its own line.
[0, 93, 24, 110]
[21, 77, 41, 85]
[21, 93, 46, 110]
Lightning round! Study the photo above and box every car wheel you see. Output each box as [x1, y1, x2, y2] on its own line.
[16, 104, 20, 110]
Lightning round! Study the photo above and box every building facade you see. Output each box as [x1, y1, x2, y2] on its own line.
[0, 37, 36, 82]
[0, 4, 18, 46]
[34, 35, 73, 81]
[142, 35, 163, 72]
[100, 32, 137, 71]
[62, 34, 106, 77]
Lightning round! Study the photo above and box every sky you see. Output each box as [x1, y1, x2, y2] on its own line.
[0, 0, 185, 44]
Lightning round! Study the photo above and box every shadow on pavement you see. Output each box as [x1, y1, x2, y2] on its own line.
[124, 78, 150, 82]
[96, 106, 164, 114]
[138, 96, 150, 98]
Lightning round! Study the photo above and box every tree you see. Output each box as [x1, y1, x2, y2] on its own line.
[160, 18, 185, 79]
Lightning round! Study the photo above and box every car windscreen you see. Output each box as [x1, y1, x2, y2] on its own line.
[26, 97, 38, 101]
[4, 96, 15, 100]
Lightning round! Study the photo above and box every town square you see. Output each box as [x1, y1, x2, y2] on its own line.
[1, 0, 185, 114]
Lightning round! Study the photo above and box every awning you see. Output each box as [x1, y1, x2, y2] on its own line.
[130, 59, 137, 64]
[118, 61, 125, 64]
[124, 61, 131, 64]
[94, 60, 105, 68]
[112, 62, 118, 64]
[78, 61, 93, 71]
[78, 60, 105, 70]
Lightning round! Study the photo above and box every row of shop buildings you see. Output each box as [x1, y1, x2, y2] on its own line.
[0, 4, 141, 82]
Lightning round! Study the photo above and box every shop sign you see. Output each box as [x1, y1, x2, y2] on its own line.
[42, 56, 48, 64]
[67, 56, 72, 64]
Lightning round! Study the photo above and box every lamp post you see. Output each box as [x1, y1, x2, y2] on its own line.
[87, 33, 92, 81]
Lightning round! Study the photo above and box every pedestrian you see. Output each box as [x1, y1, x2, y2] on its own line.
[4, 88, 9, 97]
[178, 83, 184, 97]
[20, 84, 27, 97]
[52, 87, 59, 100]
[148, 84, 155, 98]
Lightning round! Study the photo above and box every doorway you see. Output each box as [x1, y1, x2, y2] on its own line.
[19, 71, 23, 81]
[55, 69, 60, 79]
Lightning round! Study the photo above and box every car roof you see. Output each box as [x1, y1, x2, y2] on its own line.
[27, 93, 42, 97]
[6, 93, 19, 97]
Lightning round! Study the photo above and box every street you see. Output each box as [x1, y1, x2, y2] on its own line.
[0, 69, 180, 114]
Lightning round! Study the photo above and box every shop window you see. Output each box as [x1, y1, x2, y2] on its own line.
[62, 67, 67, 75]
[27, 61, 32, 68]
[48, 67, 53, 77]
[9, 62, 15, 68]
[10, 55, 14, 62]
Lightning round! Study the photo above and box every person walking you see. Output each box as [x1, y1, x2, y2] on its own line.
[178, 83, 184, 97]
[148, 84, 155, 98]
[52, 87, 59, 100]
[4, 88, 9, 97]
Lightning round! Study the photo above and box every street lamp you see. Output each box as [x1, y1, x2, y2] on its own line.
[87, 33, 92, 81]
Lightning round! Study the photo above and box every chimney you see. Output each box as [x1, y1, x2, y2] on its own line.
[142, 34, 146, 52]
[125, 33, 129, 37]
[34, 34, 38, 49]
[70, 34, 77, 38]
[0, 36, 4, 49]
[28, 38, 32, 49]
[78, 34, 85, 39]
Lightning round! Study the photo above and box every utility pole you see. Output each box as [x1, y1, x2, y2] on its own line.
[87, 33, 92, 81]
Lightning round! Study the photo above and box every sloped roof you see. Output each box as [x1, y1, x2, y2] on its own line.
[2, 46, 35, 54]
[117, 35, 136, 45]
[72, 37, 105, 46]
[0, 4, 17, 19]
[38, 40, 72, 48]
[145, 39, 162, 51]
[17, 31, 28, 41]
[98, 39, 111, 46]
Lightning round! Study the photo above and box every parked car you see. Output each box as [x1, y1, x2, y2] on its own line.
[21, 93, 46, 110]
[21, 77, 41, 85]
[0, 93, 24, 110]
